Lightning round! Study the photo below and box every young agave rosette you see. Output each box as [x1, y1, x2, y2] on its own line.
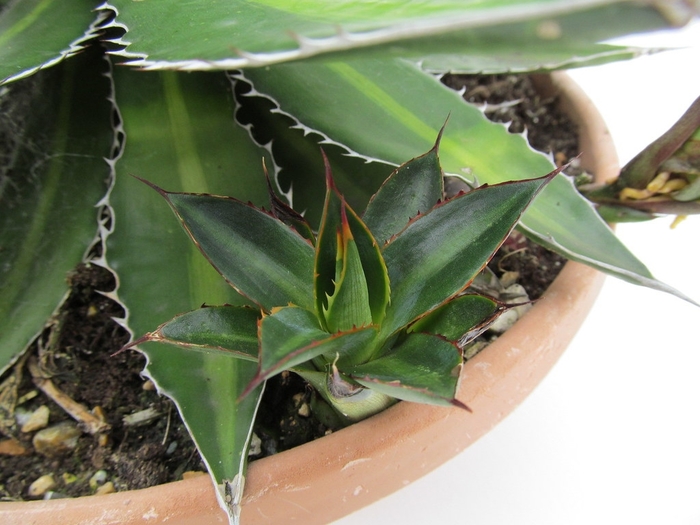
[125, 132, 558, 519]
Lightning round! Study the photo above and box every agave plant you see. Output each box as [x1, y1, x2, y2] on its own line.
[0, 1, 698, 523]
[124, 135, 559, 519]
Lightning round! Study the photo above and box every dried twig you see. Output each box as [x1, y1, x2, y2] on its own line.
[28, 358, 110, 435]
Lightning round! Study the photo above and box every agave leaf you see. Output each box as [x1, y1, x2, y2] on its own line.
[248, 306, 379, 393]
[408, 294, 501, 343]
[142, 341, 263, 524]
[107, 67, 273, 334]
[104, 0, 687, 70]
[105, 66, 274, 525]
[323, 206, 373, 334]
[345, 332, 464, 408]
[382, 173, 555, 336]
[241, 57, 683, 298]
[0, 0, 104, 85]
[232, 76, 392, 227]
[363, 130, 444, 246]
[314, 162, 389, 329]
[147, 186, 316, 313]
[0, 47, 113, 373]
[135, 306, 260, 362]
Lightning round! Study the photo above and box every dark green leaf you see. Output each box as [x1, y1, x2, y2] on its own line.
[138, 306, 260, 361]
[0, 0, 103, 85]
[314, 163, 389, 329]
[363, 132, 444, 246]
[408, 294, 500, 343]
[345, 332, 465, 408]
[152, 186, 316, 312]
[381, 173, 554, 335]
[0, 47, 112, 372]
[251, 306, 379, 390]
[142, 341, 263, 522]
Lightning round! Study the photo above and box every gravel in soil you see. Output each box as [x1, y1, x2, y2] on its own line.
[0, 73, 575, 501]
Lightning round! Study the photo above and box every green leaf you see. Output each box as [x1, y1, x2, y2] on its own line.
[150, 187, 316, 313]
[314, 163, 389, 329]
[105, 67, 275, 525]
[105, 0, 688, 70]
[232, 76, 392, 228]
[363, 132, 444, 246]
[323, 206, 373, 334]
[250, 306, 378, 391]
[141, 341, 263, 523]
[382, 174, 554, 335]
[240, 58, 669, 295]
[0, 47, 113, 373]
[345, 332, 465, 408]
[409, 294, 500, 343]
[106, 67, 272, 331]
[136, 306, 261, 362]
[0, 0, 104, 85]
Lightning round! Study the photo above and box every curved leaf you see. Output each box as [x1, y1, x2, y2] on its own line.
[346, 332, 465, 408]
[150, 186, 316, 313]
[141, 341, 263, 523]
[363, 132, 444, 246]
[104, 0, 686, 70]
[0, 0, 104, 85]
[241, 58, 669, 295]
[381, 173, 554, 335]
[251, 306, 379, 390]
[293, 367, 396, 424]
[0, 47, 112, 373]
[137, 306, 261, 361]
[408, 294, 500, 343]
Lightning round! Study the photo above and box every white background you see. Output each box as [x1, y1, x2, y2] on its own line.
[335, 19, 700, 525]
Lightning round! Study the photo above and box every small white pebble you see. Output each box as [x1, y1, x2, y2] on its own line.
[248, 433, 262, 456]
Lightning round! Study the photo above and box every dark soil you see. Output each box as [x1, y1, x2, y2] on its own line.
[0, 74, 575, 501]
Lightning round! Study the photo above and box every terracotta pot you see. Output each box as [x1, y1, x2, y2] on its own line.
[0, 72, 616, 525]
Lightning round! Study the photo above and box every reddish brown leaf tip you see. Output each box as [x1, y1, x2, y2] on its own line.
[452, 398, 473, 413]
